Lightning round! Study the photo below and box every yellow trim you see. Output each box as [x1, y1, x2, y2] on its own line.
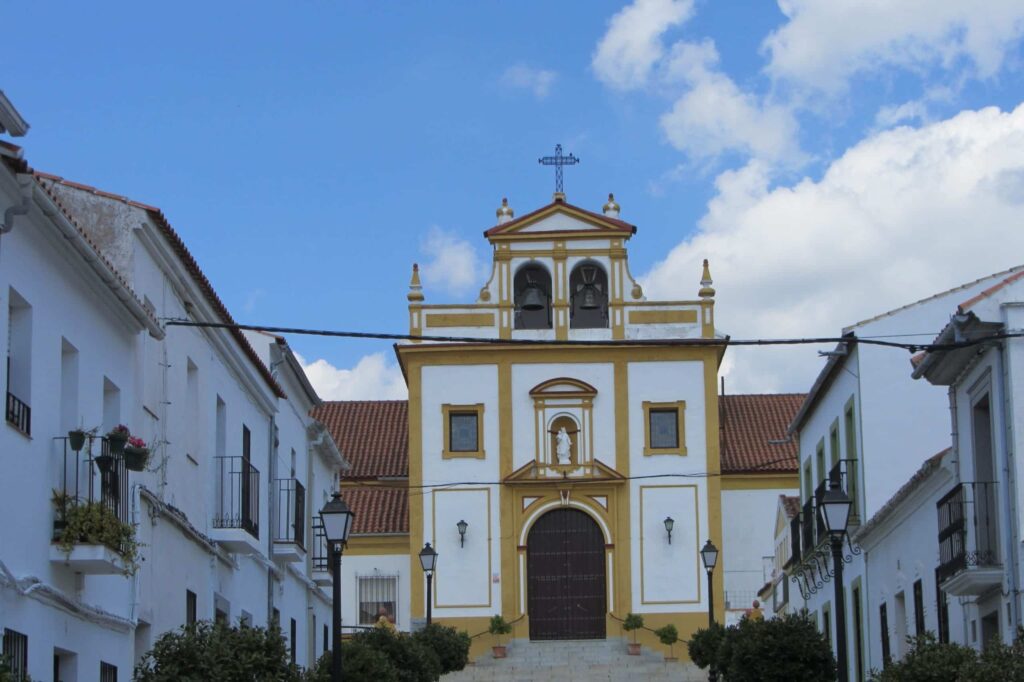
[425, 313, 495, 328]
[613, 360, 631, 616]
[441, 403, 486, 459]
[628, 310, 699, 324]
[642, 400, 687, 456]
[498, 362, 516, 623]
[408, 363, 424, 619]
[432, 487, 492, 608]
[639, 484, 701, 604]
[344, 535, 409, 555]
[721, 473, 800, 490]
[486, 203, 634, 240]
[704, 354, 724, 625]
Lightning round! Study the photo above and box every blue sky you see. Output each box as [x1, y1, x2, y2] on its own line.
[6, 1, 1024, 396]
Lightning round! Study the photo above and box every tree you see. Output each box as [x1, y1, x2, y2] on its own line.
[654, 623, 680, 659]
[687, 622, 726, 670]
[622, 613, 644, 645]
[134, 621, 302, 682]
[412, 623, 471, 674]
[352, 627, 441, 682]
[304, 640, 398, 682]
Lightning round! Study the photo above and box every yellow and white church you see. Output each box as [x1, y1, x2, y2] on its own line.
[314, 190, 800, 660]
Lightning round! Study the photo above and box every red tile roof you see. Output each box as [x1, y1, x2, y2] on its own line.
[313, 401, 409, 479]
[959, 268, 1024, 312]
[345, 487, 409, 535]
[720, 394, 805, 474]
[33, 172, 285, 399]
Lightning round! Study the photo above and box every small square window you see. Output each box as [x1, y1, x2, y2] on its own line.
[442, 404, 485, 459]
[643, 401, 686, 455]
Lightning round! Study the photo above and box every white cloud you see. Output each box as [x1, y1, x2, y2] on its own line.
[419, 226, 487, 296]
[874, 100, 930, 129]
[659, 39, 803, 163]
[592, 0, 694, 90]
[642, 104, 1024, 392]
[764, 0, 1024, 94]
[500, 64, 558, 99]
[297, 352, 407, 401]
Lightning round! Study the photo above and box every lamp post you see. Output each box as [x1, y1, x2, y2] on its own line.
[419, 542, 438, 625]
[820, 480, 853, 682]
[320, 493, 355, 682]
[701, 539, 719, 682]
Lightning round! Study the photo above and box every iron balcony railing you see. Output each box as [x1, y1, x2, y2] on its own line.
[800, 458, 859, 556]
[312, 519, 329, 573]
[214, 456, 260, 539]
[274, 478, 306, 549]
[789, 514, 802, 566]
[801, 499, 816, 554]
[936, 481, 1000, 584]
[6, 390, 30, 436]
[54, 436, 131, 544]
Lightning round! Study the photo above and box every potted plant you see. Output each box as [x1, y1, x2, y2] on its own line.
[107, 424, 130, 455]
[488, 614, 512, 658]
[124, 436, 150, 472]
[655, 623, 679, 661]
[68, 427, 88, 452]
[623, 612, 644, 655]
[54, 497, 140, 575]
[51, 489, 73, 539]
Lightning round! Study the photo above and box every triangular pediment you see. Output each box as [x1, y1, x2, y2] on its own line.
[503, 458, 626, 484]
[484, 200, 636, 242]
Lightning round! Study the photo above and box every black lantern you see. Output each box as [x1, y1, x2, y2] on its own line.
[820, 483, 853, 537]
[319, 493, 354, 682]
[419, 542, 439, 625]
[664, 517, 674, 544]
[457, 519, 468, 548]
[820, 480, 852, 682]
[701, 538, 720, 682]
[700, 539, 719, 572]
[319, 493, 354, 547]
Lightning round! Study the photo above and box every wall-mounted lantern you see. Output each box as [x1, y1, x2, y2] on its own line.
[457, 519, 468, 548]
[664, 516, 674, 544]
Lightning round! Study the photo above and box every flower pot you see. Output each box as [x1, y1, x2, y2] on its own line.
[492, 645, 507, 659]
[627, 642, 641, 656]
[94, 454, 114, 474]
[68, 430, 87, 452]
[107, 432, 128, 455]
[124, 447, 150, 472]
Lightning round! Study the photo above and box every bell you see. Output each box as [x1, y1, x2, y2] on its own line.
[579, 285, 601, 310]
[520, 284, 546, 311]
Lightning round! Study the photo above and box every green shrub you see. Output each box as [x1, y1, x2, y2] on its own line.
[622, 613, 644, 644]
[135, 620, 301, 681]
[353, 628, 441, 682]
[972, 628, 1024, 682]
[869, 632, 977, 681]
[687, 622, 726, 669]
[721, 611, 835, 682]
[655, 623, 680, 657]
[412, 623, 471, 674]
[54, 496, 141, 575]
[0, 653, 32, 682]
[489, 614, 512, 645]
[304, 640, 398, 682]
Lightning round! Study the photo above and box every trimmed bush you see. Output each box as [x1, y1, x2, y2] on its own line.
[135, 620, 301, 681]
[722, 611, 836, 682]
[687, 622, 726, 669]
[353, 627, 441, 682]
[412, 623, 471, 674]
[622, 613, 644, 644]
[655, 623, 680, 658]
[305, 640, 399, 682]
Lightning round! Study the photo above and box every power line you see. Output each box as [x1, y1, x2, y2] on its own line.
[162, 319, 1022, 353]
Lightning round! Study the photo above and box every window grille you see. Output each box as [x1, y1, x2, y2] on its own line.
[100, 661, 118, 682]
[186, 590, 197, 626]
[357, 573, 399, 626]
[913, 579, 926, 636]
[2, 629, 27, 681]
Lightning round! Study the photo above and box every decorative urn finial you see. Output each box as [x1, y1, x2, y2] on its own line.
[408, 263, 424, 302]
[699, 259, 715, 298]
[603, 193, 620, 218]
[496, 197, 514, 224]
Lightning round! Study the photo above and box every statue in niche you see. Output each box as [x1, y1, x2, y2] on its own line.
[555, 427, 573, 465]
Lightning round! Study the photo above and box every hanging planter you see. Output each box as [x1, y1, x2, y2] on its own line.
[124, 436, 150, 472]
[94, 454, 114, 474]
[107, 425, 130, 455]
[68, 429, 87, 452]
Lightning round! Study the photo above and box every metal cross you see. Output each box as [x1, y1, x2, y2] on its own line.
[538, 144, 579, 195]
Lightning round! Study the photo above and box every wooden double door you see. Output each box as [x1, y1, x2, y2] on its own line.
[527, 508, 607, 640]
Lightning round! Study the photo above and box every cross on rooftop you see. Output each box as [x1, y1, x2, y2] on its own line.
[538, 144, 580, 197]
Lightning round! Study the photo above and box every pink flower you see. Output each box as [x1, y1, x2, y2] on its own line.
[127, 436, 147, 449]
[109, 424, 130, 435]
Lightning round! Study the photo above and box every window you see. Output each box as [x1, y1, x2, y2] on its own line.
[186, 590, 197, 625]
[643, 401, 687, 455]
[442, 404, 485, 459]
[214, 593, 230, 625]
[880, 603, 891, 667]
[936, 572, 950, 643]
[185, 358, 199, 459]
[816, 440, 826, 484]
[60, 339, 79, 431]
[852, 582, 865, 682]
[803, 462, 813, 503]
[102, 377, 121, 433]
[100, 661, 117, 682]
[894, 591, 908, 658]
[569, 262, 609, 329]
[913, 580, 925, 636]
[290, 618, 297, 664]
[358, 574, 399, 626]
[513, 264, 552, 330]
[6, 288, 32, 436]
[844, 398, 858, 518]
[323, 624, 328, 655]
[2, 628, 28, 681]
[822, 601, 832, 646]
[272, 608, 281, 628]
[829, 420, 840, 468]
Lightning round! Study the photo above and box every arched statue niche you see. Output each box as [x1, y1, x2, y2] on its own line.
[548, 414, 580, 466]
[514, 264, 552, 329]
[569, 262, 608, 329]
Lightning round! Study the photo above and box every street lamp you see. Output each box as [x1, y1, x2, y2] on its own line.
[419, 542, 439, 625]
[457, 520, 468, 548]
[701, 539, 719, 682]
[820, 480, 853, 682]
[320, 493, 355, 682]
[664, 517, 674, 544]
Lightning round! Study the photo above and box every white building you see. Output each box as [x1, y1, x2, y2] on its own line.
[784, 268, 1022, 682]
[0, 111, 344, 680]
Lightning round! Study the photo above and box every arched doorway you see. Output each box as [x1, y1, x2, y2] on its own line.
[527, 508, 607, 640]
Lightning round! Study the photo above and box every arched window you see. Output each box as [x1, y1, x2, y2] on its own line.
[514, 264, 552, 330]
[569, 262, 608, 328]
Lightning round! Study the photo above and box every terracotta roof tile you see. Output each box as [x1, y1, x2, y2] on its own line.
[313, 401, 409, 479]
[345, 487, 409, 535]
[720, 394, 805, 474]
[959, 268, 1024, 313]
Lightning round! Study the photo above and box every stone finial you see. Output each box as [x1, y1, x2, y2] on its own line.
[496, 197, 514, 224]
[603, 193, 620, 218]
[631, 282, 644, 300]
[407, 263, 424, 302]
[698, 259, 715, 298]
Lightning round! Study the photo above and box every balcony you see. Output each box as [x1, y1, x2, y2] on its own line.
[6, 390, 30, 436]
[788, 515, 802, 567]
[272, 478, 306, 563]
[311, 520, 332, 587]
[937, 482, 1001, 596]
[212, 456, 261, 554]
[50, 436, 132, 574]
[801, 498, 816, 555]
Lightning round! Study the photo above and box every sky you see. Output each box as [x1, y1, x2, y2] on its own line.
[6, 1, 1024, 398]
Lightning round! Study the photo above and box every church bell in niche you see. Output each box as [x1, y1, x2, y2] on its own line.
[520, 275, 546, 311]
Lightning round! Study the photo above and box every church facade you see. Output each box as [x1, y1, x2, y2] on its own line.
[318, 192, 798, 657]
